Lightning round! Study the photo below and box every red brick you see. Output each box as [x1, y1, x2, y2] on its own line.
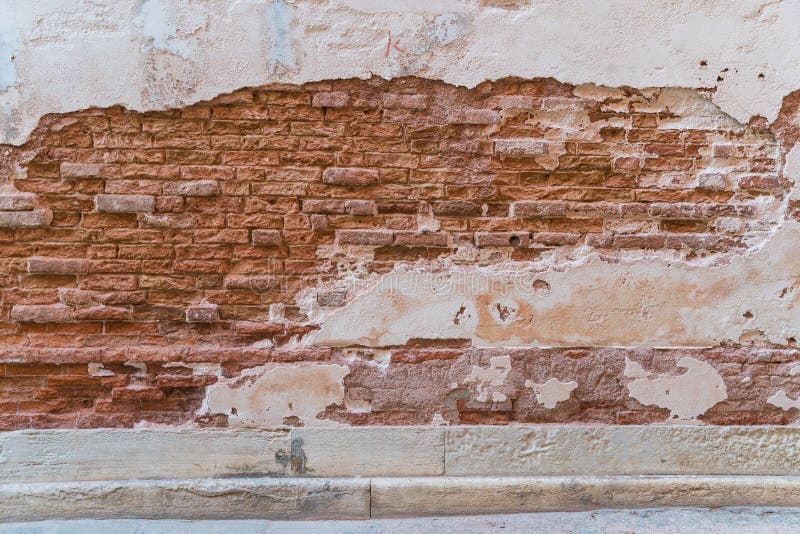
[186, 304, 219, 323]
[252, 229, 283, 246]
[511, 201, 567, 218]
[95, 195, 155, 213]
[27, 258, 85, 274]
[0, 209, 53, 228]
[322, 167, 380, 186]
[337, 229, 393, 246]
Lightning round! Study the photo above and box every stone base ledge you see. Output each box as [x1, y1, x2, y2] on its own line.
[4, 476, 800, 522]
[2, 425, 799, 483]
[3, 425, 800, 521]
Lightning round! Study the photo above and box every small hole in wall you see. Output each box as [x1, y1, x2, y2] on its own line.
[532, 279, 551, 295]
[717, 75, 724, 82]
[758, 73, 765, 79]
[700, 60, 708, 68]
[788, 337, 797, 345]
[509, 235, 521, 247]
[230, 407, 238, 415]
[743, 311, 754, 319]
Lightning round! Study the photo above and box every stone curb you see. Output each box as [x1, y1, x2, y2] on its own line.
[4, 476, 800, 522]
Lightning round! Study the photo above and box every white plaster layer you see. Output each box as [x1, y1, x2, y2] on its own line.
[768, 391, 800, 411]
[624, 357, 728, 421]
[314, 221, 800, 349]
[1, 0, 799, 144]
[203, 363, 349, 427]
[525, 378, 578, 409]
[463, 355, 511, 403]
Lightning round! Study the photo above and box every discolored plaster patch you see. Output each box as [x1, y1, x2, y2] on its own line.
[313, 221, 800, 349]
[525, 378, 578, 409]
[624, 356, 727, 422]
[203, 364, 350, 428]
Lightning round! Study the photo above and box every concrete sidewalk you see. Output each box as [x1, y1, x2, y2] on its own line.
[3, 508, 800, 533]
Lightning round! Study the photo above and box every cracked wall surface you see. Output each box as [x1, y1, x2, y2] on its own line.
[2, 1, 800, 430]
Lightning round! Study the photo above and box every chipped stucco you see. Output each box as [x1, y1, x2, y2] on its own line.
[525, 378, 578, 409]
[1, 0, 800, 145]
[463, 355, 511, 402]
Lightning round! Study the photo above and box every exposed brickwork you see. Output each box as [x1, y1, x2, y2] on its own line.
[0, 76, 795, 428]
[3, 346, 800, 429]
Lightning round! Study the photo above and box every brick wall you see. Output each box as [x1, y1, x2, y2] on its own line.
[0, 77, 795, 429]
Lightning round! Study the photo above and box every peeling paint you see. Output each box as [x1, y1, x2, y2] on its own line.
[624, 357, 727, 421]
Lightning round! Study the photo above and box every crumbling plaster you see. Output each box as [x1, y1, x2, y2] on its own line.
[1, 0, 800, 145]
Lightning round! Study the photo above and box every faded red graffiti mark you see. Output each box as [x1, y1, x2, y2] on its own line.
[386, 31, 407, 57]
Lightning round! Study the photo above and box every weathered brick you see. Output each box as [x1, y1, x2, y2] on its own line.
[312, 92, 349, 108]
[95, 195, 155, 213]
[74, 306, 131, 321]
[162, 181, 219, 196]
[302, 199, 346, 214]
[10, 304, 74, 323]
[322, 167, 380, 186]
[449, 109, 500, 124]
[432, 201, 482, 217]
[738, 173, 781, 190]
[337, 229, 393, 246]
[186, 304, 219, 323]
[27, 258, 85, 274]
[511, 201, 567, 218]
[487, 95, 537, 109]
[394, 231, 449, 247]
[532, 232, 582, 246]
[252, 229, 283, 246]
[494, 138, 549, 155]
[0, 209, 52, 228]
[698, 171, 728, 190]
[317, 289, 348, 307]
[0, 192, 35, 211]
[475, 232, 530, 248]
[382, 93, 427, 109]
[345, 200, 376, 216]
[60, 162, 102, 178]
